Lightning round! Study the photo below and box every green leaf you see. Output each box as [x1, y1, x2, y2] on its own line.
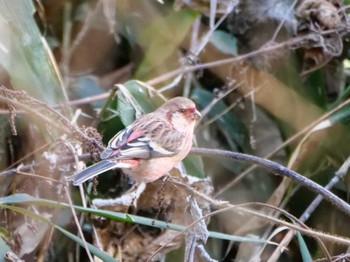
[135, 10, 199, 79]
[99, 80, 163, 141]
[304, 70, 327, 109]
[0, 193, 277, 246]
[1, 203, 117, 262]
[328, 105, 350, 124]
[55, 226, 117, 262]
[296, 232, 312, 262]
[0, 0, 66, 105]
[116, 80, 164, 126]
[183, 154, 205, 178]
[192, 88, 251, 174]
[210, 30, 237, 55]
[0, 236, 12, 262]
[192, 88, 250, 152]
[0, 226, 9, 238]
[123, 81, 163, 113]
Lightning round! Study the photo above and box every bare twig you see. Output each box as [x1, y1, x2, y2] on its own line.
[270, 0, 298, 43]
[268, 156, 350, 261]
[148, 201, 348, 261]
[0, 153, 94, 177]
[0, 86, 104, 151]
[301, 157, 350, 222]
[215, 97, 350, 196]
[191, 148, 350, 217]
[0, 92, 110, 115]
[147, 27, 348, 86]
[62, 141, 94, 262]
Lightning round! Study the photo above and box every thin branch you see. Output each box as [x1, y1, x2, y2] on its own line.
[147, 27, 348, 86]
[0, 153, 93, 177]
[215, 97, 350, 197]
[300, 156, 350, 222]
[148, 201, 350, 261]
[0, 92, 110, 115]
[268, 156, 350, 261]
[63, 141, 94, 262]
[191, 148, 350, 217]
[270, 0, 298, 43]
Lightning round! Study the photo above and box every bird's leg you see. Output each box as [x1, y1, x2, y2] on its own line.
[129, 181, 146, 210]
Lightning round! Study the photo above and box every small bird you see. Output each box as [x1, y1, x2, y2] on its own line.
[69, 97, 200, 186]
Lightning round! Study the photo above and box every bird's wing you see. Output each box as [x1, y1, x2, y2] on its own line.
[100, 125, 136, 159]
[101, 116, 183, 160]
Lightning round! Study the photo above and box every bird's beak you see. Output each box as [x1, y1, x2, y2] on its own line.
[192, 109, 201, 120]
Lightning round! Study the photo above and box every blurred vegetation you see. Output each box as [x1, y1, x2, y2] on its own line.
[1, 0, 350, 261]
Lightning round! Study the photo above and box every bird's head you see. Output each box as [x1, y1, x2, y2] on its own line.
[160, 97, 201, 130]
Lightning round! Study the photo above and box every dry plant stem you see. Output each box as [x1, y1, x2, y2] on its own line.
[159, 74, 183, 94]
[314, 254, 350, 262]
[0, 92, 70, 134]
[61, 0, 102, 73]
[147, 27, 347, 86]
[0, 86, 103, 150]
[96, 85, 118, 121]
[197, 84, 247, 132]
[61, 2, 72, 89]
[270, 0, 298, 42]
[191, 148, 350, 217]
[6, 142, 51, 171]
[300, 156, 350, 222]
[76, 182, 104, 252]
[268, 231, 294, 262]
[149, 201, 348, 261]
[181, 17, 200, 98]
[209, 0, 216, 30]
[14, 165, 97, 257]
[167, 177, 226, 207]
[16, 171, 63, 184]
[268, 156, 350, 262]
[0, 92, 110, 115]
[65, 92, 110, 106]
[0, 153, 93, 177]
[215, 97, 350, 197]
[191, 1, 234, 57]
[196, 82, 240, 126]
[169, 179, 333, 259]
[65, 186, 94, 262]
[247, 203, 331, 261]
[61, 141, 94, 262]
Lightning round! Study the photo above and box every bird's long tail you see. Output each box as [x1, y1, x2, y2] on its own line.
[67, 160, 121, 186]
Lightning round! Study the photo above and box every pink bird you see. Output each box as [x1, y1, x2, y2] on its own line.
[69, 97, 200, 186]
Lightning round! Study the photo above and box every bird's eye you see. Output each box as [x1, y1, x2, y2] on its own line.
[179, 108, 186, 113]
